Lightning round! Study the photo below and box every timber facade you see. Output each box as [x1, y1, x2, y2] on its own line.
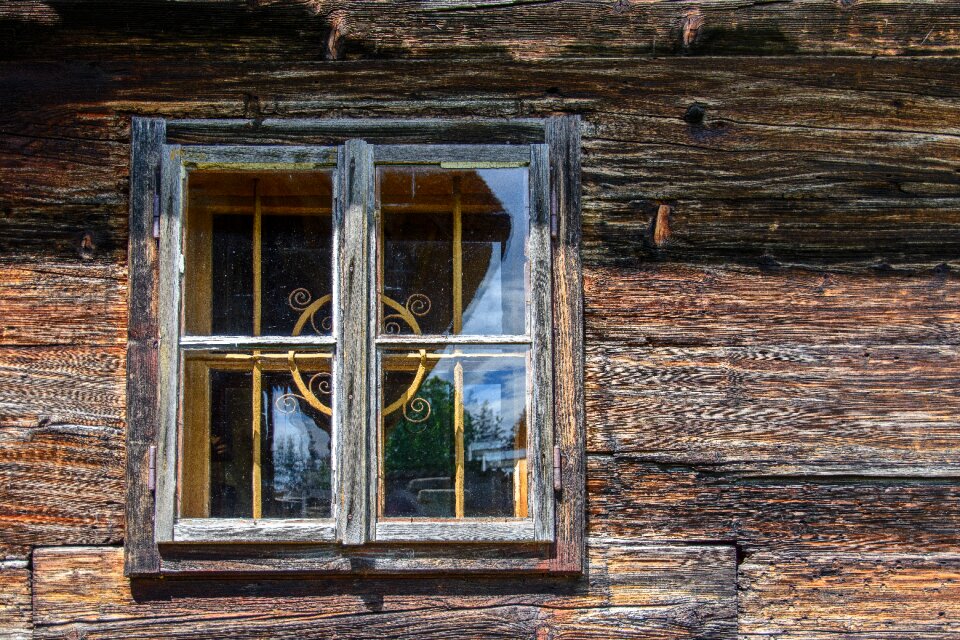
[2, 1, 960, 638]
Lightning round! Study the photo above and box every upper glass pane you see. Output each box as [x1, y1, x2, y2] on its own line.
[377, 167, 528, 336]
[183, 171, 334, 337]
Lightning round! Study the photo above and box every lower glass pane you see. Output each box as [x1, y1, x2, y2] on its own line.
[180, 351, 333, 519]
[380, 346, 529, 519]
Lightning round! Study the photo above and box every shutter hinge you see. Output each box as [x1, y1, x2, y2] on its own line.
[152, 166, 161, 240]
[147, 445, 157, 492]
[553, 445, 562, 493]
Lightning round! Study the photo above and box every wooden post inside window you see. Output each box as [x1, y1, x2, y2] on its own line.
[251, 179, 263, 520]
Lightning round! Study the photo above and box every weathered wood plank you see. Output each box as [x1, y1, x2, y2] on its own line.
[0, 559, 31, 640]
[0, 346, 125, 428]
[4, 57, 960, 267]
[585, 344, 960, 472]
[0, 262, 125, 347]
[0, 425, 124, 550]
[740, 552, 960, 638]
[588, 456, 960, 553]
[32, 543, 735, 639]
[2, 0, 959, 59]
[0, 204, 127, 264]
[585, 264, 960, 347]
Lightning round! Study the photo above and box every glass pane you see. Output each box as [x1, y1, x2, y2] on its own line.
[180, 350, 333, 519]
[378, 167, 528, 336]
[183, 171, 334, 337]
[380, 346, 529, 519]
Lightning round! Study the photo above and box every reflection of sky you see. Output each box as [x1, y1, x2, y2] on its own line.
[461, 169, 527, 335]
[267, 385, 330, 487]
[426, 347, 527, 446]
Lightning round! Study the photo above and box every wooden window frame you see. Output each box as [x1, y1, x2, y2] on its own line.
[125, 116, 583, 576]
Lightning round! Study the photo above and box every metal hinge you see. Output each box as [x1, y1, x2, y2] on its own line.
[152, 167, 161, 240]
[553, 445, 562, 493]
[147, 445, 157, 492]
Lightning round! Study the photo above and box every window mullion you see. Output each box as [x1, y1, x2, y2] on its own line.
[335, 139, 375, 545]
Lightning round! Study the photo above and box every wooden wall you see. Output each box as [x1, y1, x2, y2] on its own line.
[2, 1, 959, 637]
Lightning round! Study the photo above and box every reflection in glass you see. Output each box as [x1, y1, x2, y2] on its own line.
[378, 167, 528, 336]
[380, 347, 528, 519]
[183, 171, 334, 337]
[180, 351, 333, 519]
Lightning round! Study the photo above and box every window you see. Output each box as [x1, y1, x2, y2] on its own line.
[126, 118, 583, 575]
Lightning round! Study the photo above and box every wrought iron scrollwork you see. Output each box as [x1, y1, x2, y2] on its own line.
[282, 287, 433, 423]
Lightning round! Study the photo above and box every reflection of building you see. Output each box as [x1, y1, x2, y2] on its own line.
[468, 441, 526, 472]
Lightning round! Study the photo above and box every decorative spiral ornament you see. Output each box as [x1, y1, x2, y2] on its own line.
[288, 287, 313, 311]
[405, 293, 431, 317]
[309, 313, 333, 335]
[308, 372, 332, 397]
[383, 315, 403, 334]
[402, 396, 432, 425]
[274, 393, 302, 415]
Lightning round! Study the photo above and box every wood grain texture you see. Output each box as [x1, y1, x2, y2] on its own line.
[0, 424, 123, 550]
[586, 264, 960, 347]
[3, 57, 959, 269]
[740, 552, 960, 638]
[2, 0, 959, 59]
[0, 346, 125, 428]
[585, 344, 960, 473]
[588, 456, 960, 553]
[0, 262, 125, 347]
[32, 544, 736, 639]
[0, 559, 31, 640]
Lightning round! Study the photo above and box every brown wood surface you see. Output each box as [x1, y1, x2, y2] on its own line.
[31, 544, 736, 639]
[740, 552, 960, 638]
[0, 559, 31, 640]
[2, 0, 960, 633]
[2, 0, 959, 59]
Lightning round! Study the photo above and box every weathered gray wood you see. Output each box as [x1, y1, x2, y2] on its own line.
[168, 118, 546, 146]
[178, 144, 337, 169]
[375, 520, 536, 544]
[527, 143, 554, 543]
[124, 116, 165, 576]
[32, 543, 736, 637]
[372, 144, 530, 165]
[336, 139, 374, 546]
[546, 114, 585, 572]
[154, 144, 185, 547]
[173, 519, 336, 543]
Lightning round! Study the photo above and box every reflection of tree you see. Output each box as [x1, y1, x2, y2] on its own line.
[386, 376, 519, 516]
[385, 377, 455, 479]
[270, 407, 331, 517]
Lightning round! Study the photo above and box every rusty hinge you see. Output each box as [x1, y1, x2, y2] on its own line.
[147, 445, 157, 492]
[553, 445, 562, 493]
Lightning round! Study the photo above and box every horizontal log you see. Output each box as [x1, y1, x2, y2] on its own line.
[0, 346, 125, 427]
[31, 544, 736, 639]
[0, 425, 124, 549]
[588, 456, 960, 553]
[2, 0, 958, 59]
[0, 559, 30, 640]
[0, 262, 126, 346]
[585, 264, 960, 347]
[585, 344, 960, 472]
[3, 57, 959, 267]
[739, 552, 960, 638]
